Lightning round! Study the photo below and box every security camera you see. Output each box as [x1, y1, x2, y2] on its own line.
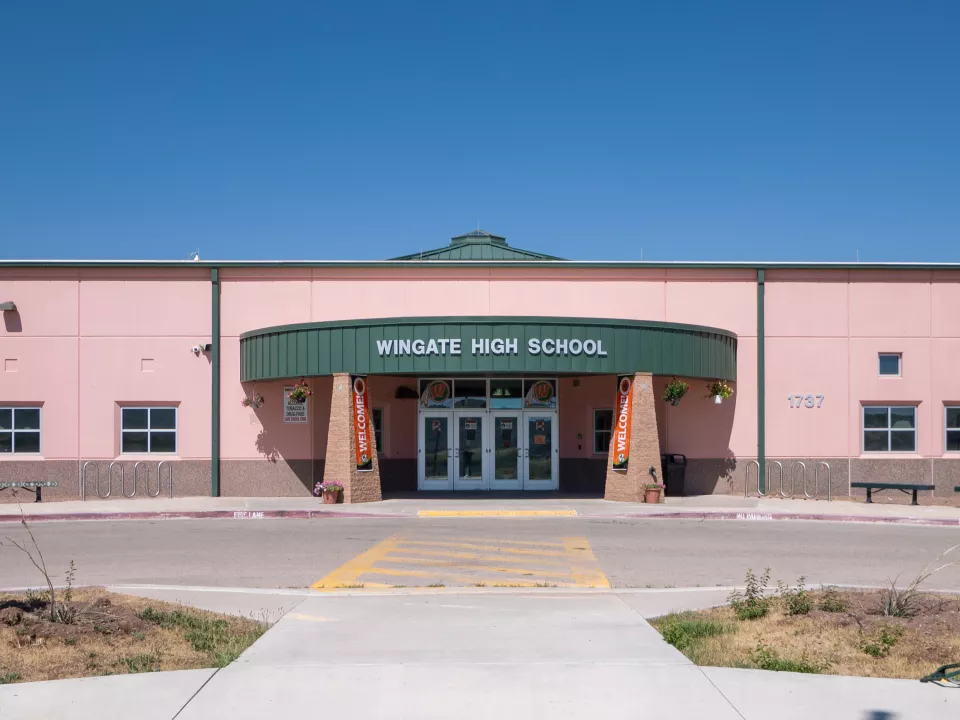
[191, 345, 202, 354]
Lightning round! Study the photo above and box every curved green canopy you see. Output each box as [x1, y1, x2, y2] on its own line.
[240, 317, 736, 382]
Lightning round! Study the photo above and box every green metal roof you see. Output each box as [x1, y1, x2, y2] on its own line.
[391, 229, 564, 261]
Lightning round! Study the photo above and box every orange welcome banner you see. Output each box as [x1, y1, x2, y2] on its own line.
[352, 376, 374, 471]
[612, 375, 633, 471]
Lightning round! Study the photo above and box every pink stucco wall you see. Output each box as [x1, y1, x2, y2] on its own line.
[0, 268, 212, 463]
[765, 269, 960, 460]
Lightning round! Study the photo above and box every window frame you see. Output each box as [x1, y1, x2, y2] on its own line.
[372, 407, 384, 454]
[878, 353, 902, 377]
[593, 408, 613, 455]
[0, 406, 42, 455]
[120, 406, 178, 455]
[861, 405, 917, 453]
[945, 406, 960, 454]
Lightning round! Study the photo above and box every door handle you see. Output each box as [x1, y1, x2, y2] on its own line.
[455, 448, 459, 458]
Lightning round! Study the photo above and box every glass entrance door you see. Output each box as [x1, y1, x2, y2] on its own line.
[489, 412, 522, 490]
[454, 413, 486, 490]
[419, 413, 453, 490]
[523, 413, 558, 490]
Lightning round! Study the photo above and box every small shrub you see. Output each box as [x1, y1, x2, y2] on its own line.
[659, 613, 731, 653]
[778, 576, 813, 616]
[132, 632, 146, 641]
[119, 654, 160, 673]
[64, 560, 77, 604]
[861, 625, 904, 658]
[64, 638, 78, 646]
[729, 568, 772, 620]
[751, 642, 824, 674]
[0, 672, 21, 684]
[818, 588, 847, 613]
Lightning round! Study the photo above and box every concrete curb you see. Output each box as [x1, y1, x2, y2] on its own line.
[0, 509, 407, 523]
[1, 507, 958, 526]
[601, 510, 960, 527]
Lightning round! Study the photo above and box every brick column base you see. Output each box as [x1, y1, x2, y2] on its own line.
[322, 373, 382, 504]
[604, 372, 663, 503]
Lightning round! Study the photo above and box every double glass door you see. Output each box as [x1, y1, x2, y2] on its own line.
[418, 411, 557, 491]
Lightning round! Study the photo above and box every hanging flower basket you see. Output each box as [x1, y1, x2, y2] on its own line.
[662, 379, 689, 406]
[288, 378, 312, 403]
[707, 380, 734, 405]
[241, 390, 265, 409]
[314, 480, 343, 504]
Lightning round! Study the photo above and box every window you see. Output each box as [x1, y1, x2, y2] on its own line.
[0, 407, 41, 454]
[863, 406, 916, 452]
[879, 353, 901, 376]
[121, 407, 177, 454]
[372, 408, 383, 453]
[946, 407, 960, 452]
[593, 409, 613, 454]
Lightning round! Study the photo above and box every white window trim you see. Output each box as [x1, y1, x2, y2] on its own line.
[878, 353, 902, 377]
[945, 405, 960, 454]
[0, 406, 42, 455]
[593, 408, 613, 455]
[862, 405, 917, 453]
[120, 406, 178, 455]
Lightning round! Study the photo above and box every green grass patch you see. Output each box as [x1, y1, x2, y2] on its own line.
[138, 607, 267, 668]
[0, 672, 22, 684]
[654, 612, 733, 662]
[751, 642, 824, 674]
[118, 654, 160, 673]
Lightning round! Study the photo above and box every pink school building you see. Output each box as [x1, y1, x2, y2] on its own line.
[2, 230, 960, 504]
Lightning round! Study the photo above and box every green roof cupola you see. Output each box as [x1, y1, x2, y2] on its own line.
[391, 229, 563, 261]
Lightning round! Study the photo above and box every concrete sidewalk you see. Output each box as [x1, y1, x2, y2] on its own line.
[2, 587, 956, 719]
[1, 493, 959, 527]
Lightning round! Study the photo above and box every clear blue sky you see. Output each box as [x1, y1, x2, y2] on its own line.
[1, 1, 958, 261]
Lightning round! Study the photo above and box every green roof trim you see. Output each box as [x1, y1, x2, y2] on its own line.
[239, 316, 737, 382]
[391, 229, 564, 261]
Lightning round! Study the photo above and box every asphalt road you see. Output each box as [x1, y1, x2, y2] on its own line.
[2, 517, 959, 591]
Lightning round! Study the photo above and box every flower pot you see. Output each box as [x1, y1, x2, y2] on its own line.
[644, 487, 662, 504]
[322, 490, 339, 505]
[714, 395, 723, 405]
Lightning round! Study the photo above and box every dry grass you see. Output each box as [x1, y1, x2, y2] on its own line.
[652, 590, 960, 679]
[0, 588, 267, 684]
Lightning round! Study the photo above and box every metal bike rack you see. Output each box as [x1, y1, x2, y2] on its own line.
[769, 460, 784, 497]
[151, 461, 173, 498]
[80, 461, 174, 500]
[744, 460, 762, 497]
[791, 461, 814, 498]
[816, 461, 832, 501]
[81, 461, 99, 501]
[133, 462, 149, 498]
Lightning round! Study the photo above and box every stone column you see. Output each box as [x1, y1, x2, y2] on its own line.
[322, 373, 382, 503]
[604, 372, 663, 503]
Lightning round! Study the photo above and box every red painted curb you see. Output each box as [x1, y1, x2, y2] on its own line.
[602, 511, 960, 527]
[0, 509, 407, 523]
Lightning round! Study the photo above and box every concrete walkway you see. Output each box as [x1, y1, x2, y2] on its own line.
[2, 587, 957, 719]
[2, 494, 959, 527]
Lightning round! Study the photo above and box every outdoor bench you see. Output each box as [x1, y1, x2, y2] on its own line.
[850, 481, 934, 506]
[0, 481, 59, 502]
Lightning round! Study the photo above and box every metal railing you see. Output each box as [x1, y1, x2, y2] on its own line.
[745, 460, 832, 500]
[81, 461, 173, 500]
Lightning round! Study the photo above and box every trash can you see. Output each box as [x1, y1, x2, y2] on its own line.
[662, 454, 687, 497]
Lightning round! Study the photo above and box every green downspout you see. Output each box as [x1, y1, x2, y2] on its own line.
[211, 268, 221, 497]
[757, 268, 766, 494]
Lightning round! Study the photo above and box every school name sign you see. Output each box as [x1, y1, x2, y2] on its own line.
[375, 337, 609, 358]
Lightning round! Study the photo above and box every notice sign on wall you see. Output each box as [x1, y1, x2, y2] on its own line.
[352, 376, 374, 472]
[612, 375, 633, 471]
[283, 387, 308, 424]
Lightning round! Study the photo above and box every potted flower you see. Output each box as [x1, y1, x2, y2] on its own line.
[288, 378, 312, 403]
[314, 480, 343, 504]
[644, 482, 665, 504]
[241, 389, 265, 409]
[662, 378, 689, 406]
[707, 380, 734, 405]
